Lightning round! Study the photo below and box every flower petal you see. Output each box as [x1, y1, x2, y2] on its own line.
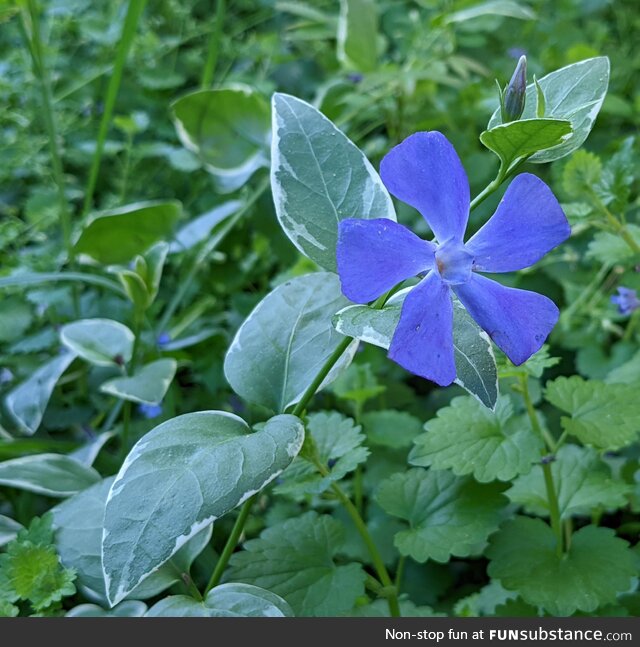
[454, 273, 559, 365]
[388, 272, 456, 386]
[337, 218, 435, 303]
[380, 132, 470, 243]
[466, 173, 570, 273]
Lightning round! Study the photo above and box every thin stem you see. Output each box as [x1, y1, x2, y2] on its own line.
[82, 0, 147, 215]
[156, 177, 269, 334]
[519, 375, 563, 557]
[519, 374, 557, 452]
[21, 1, 72, 260]
[469, 157, 528, 212]
[201, 0, 225, 88]
[205, 495, 254, 594]
[589, 190, 640, 255]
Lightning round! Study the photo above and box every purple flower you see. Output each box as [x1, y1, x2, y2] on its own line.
[138, 403, 163, 419]
[336, 132, 571, 386]
[611, 287, 640, 316]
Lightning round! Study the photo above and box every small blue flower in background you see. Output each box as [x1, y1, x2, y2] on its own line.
[337, 131, 571, 386]
[138, 403, 163, 419]
[156, 332, 171, 347]
[611, 287, 640, 315]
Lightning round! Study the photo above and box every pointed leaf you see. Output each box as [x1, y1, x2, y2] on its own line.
[337, 0, 378, 73]
[60, 318, 134, 367]
[99, 359, 177, 405]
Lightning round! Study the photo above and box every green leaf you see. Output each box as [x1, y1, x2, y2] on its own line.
[351, 599, 440, 617]
[4, 352, 76, 436]
[586, 225, 640, 264]
[60, 318, 134, 367]
[0, 297, 32, 343]
[172, 86, 270, 193]
[74, 201, 182, 265]
[271, 93, 395, 271]
[544, 376, 640, 449]
[375, 468, 507, 563]
[146, 583, 293, 617]
[410, 396, 542, 483]
[224, 272, 355, 413]
[0, 516, 24, 547]
[99, 359, 177, 405]
[487, 517, 636, 615]
[102, 412, 304, 605]
[520, 345, 560, 378]
[607, 349, 640, 384]
[227, 512, 366, 616]
[333, 298, 498, 409]
[0, 454, 100, 497]
[275, 412, 368, 496]
[337, 0, 378, 73]
[480, 119, 572, 170]
[488, 57, 610, 163]
[444, 0, 536, 23]
[507, 444, 631, 518]
[562, 150, 602, 199]
[331, 363, 386, 405]
[361, 410, 423, 449]
[454, 580, 518, 617]
[52, 477, 211, 604]
[66, 601, 147, 617]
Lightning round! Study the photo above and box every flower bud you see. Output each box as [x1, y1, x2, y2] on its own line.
[500, 55, 527, 122]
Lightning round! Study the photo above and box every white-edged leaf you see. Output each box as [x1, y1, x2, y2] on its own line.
[52, 477, 212, 605]
[488, 57, 610, 162]
[337, 0, 378, 73]
[444, 0, 535, 23]
[60, 318, 134, 367]
[271, 93, 395, 271]
[101, 411, 304, 605]
[99, 359, 177, 405]
[0, 454, 100, 497]
[145, 583, 294, 617]
[66, 601, 147, 617]
[169, 201, 242, 253]
[4, 351, 76, 435]
[224, 272, 356, 413]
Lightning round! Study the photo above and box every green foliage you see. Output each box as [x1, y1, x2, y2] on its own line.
[99, 358, 177, 404]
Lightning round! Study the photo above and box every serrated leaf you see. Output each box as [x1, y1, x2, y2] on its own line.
[480, 118, 572, 169]
[146, 583, 293, 617]
[0, 454, 100, 497]
[361, 410, 423, 449]
[487, 517, 636, 615]
[488, 57, 610, 162]
[66, 601, 147, 617]
[410, 396, 542, 482]
[271, 93, 395, 271]
[507, 444, 631, 518]
[99, 359, 177, 405]
[375, 468, 507, 563]
[562, 150, 602, 199]
[60, 318, 134, 367]
[544, 376, 640, 449]
[607, 349, 640, 384]
[52, 477, 211, 604]
[333, 299, 498, 408]
[4, 352, 76, 436]
[172, 86, 270, 192]
[521, 345, 560, 378]
[224, 273, 356, 413]
[275, 411, 368, 496]
[351, 599, 441, 617]
[454, 580, 518, 617]
[102, 412, 304, 605]
[331, 363, 385, 405]
[74, 201, 181, 264]
[337, 0, 378, 73]
[586, 225, 640, 264]
[227, 512, 366, 616]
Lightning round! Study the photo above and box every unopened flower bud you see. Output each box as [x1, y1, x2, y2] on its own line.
[500, 55, 527, 122]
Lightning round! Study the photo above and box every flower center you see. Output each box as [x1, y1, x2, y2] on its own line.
[435, 239, 473, 285]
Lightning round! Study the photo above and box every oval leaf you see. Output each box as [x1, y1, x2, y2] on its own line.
[74, 200, 182, 265]
[271, 93, 395, 270]
[146, 583, 293, 617]
[0, 454, 100, 498]
[224, 272, 356, 412]
[488, 57, 610, 162]
[60, 318, 134, 367]
[99, 359, 177, 405]
[101, 411, 304, 605]
[4, 351, 76, 435]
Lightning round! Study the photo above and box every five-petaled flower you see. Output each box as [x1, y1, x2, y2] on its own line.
[336, 131, 571, 386]
[611, 287, 640, 316]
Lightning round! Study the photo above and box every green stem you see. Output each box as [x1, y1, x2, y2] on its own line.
[589, 190, 640, 254]
[205, 495, 254, 594]
[20, 0, 72, 261]
[519, 375, 563, 557]
[201, 0, 225, 88]
[82, 0, 147, 215]
[469, 158, 528, 212]
[156, 177, 269, 335]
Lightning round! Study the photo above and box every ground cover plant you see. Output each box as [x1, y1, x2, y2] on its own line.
[0, 0, 639, 618]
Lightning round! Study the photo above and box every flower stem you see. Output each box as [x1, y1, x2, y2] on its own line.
[469, 157, 529, 212]
[589, 189, 640, 254]
[204, 495, 254, 594]
[519, 375, 564, 557]
[201, 0, 225, 88]
[82, 0, 147, 215]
